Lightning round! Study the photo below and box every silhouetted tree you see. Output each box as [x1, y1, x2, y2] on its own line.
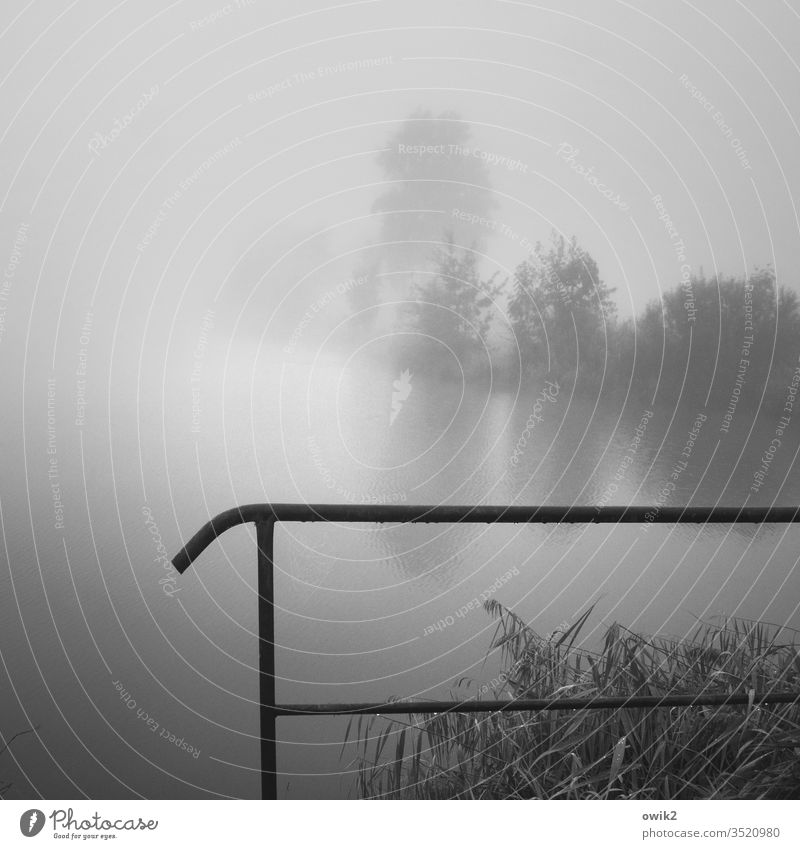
[508, 233, 616, 385]
[405, 233, 501, 375]
[627, 267, 800, 411]
[351, 110, 496, 338]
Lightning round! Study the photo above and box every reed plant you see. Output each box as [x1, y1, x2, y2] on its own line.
[347, 602, 800, 798]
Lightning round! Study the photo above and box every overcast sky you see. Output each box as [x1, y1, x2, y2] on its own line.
[2, 0, 799, 365]
[4, 0, 800, 802]
[2, 0, 800, 463]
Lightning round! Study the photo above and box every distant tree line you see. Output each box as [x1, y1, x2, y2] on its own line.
[351, 111, 800, 410]
[619, 268, 800, 411]
[422, 231, 800, 414]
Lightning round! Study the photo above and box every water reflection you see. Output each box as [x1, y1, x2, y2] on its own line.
[11, 345, 798, 800]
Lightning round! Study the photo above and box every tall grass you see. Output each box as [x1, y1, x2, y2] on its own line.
[347, 603, 800, 799]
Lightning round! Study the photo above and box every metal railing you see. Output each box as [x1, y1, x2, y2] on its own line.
[171, 504, 800, 799]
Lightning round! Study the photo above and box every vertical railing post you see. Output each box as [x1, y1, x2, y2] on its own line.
[256, 517, 277, 800]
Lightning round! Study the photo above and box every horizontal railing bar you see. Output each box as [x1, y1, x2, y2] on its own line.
[272, 692, 800, 716]
[172, 504, 800, 573]
[171, 503, 800, 798]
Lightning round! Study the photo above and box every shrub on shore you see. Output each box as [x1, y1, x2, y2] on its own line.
[348, 602, 800, 799]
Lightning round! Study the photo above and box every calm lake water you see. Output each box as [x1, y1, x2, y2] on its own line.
[5, 343, 800, 799]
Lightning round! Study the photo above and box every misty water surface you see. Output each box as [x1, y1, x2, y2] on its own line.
[5, 344, 799, 799]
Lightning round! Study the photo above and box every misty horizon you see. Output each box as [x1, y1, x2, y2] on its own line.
[2, 0, 800, 813]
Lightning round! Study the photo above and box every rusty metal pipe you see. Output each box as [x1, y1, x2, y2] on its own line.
[272, 692, 800, 716]
[170, 503, 800, 799]
[171, 504, 800, 574]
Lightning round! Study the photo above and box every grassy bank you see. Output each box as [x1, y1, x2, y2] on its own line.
[348, 602, 800, 799]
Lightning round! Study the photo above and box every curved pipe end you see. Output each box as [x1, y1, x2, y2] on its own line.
[170, 504, 273, 574]
[171, 547, 194, 575]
